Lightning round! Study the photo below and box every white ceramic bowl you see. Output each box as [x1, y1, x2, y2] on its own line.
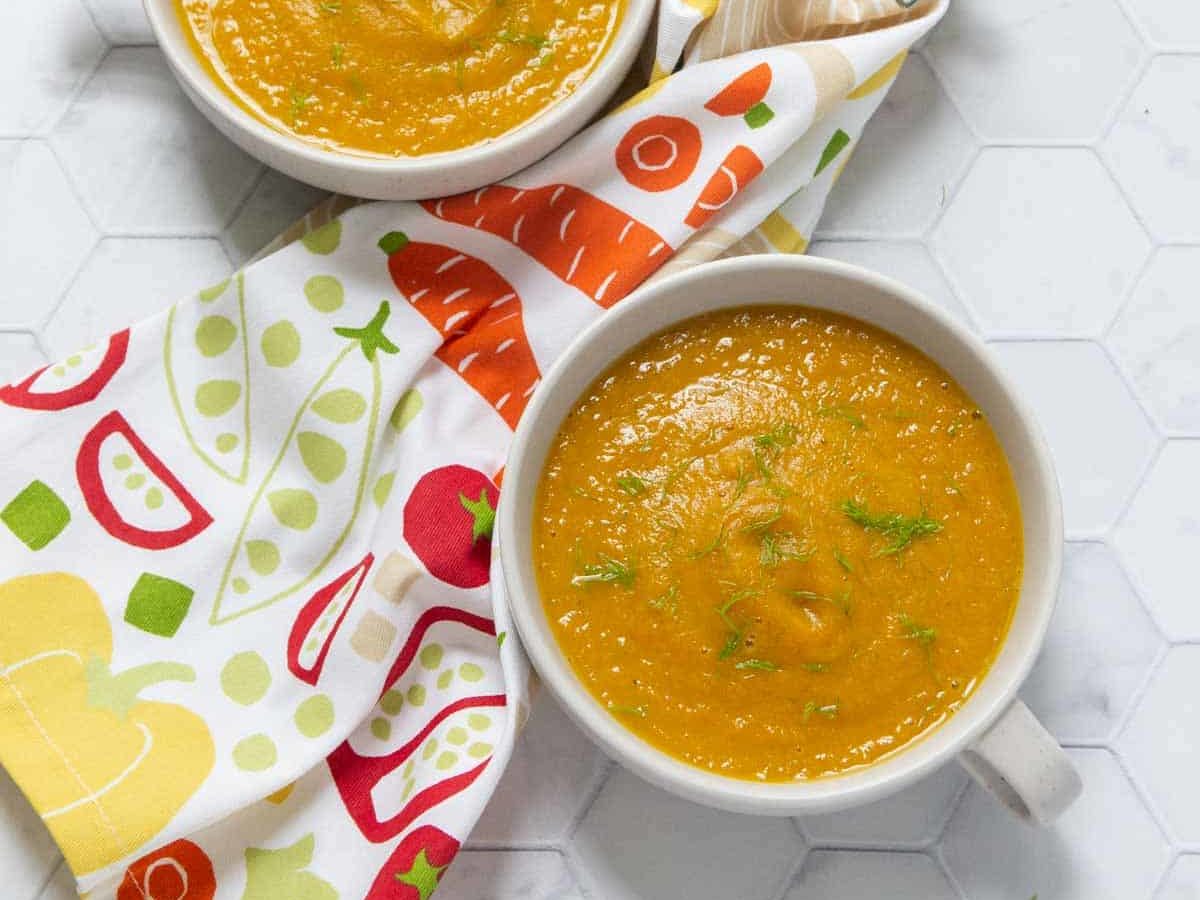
[143, 0, 654, 199]
[499, 255, 1082, 823]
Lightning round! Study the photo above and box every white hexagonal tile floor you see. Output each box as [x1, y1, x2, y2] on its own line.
[1020, 542, 1163, 744]
[798, 766, 967, 850]
[1121, 0, 1200, 50]
[1118, 646, 1200, 843]
[925, 0, 1143, 143]
[0, 140, 97, 329]
[942, 749, 1170, 900]
[51, 48, 262, 235]
[1114, 442, 1200, 641]
[932, 148, 1151, 338]
[990, 341, 1158, 536]
[8, 3, 1200, 899]
[570, 769, 802, 900]
[0, 0, 106, 137]
[1102, 56, 1200, 244]
[786, 850, 958, 900]
[808, 240, 972, 326]
[1108, 247, 1200, 436]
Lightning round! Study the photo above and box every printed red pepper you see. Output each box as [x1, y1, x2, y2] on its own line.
[287, 553, 374, 686]
[379, 232, 540, 430]
[365, 825, 460, 900]
[421, 184, 671, 308]
[328, 605, 502, 843]
[403, 466, 497, 589]
[0, 330, 129, 411]
[76, 411, 213, 550]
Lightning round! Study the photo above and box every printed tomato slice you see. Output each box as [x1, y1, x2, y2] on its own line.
[76, 411, 213, 550]
[0, 330, 129, 411]
[403, 466, 497, 589]
[615, 115, 703, 192]
[116, 839, 216, 900]
[365, 825, 460, 900]
[287, 553, 374, 686]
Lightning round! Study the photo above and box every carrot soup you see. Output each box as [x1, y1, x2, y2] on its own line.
[532, 306, 1023, 781]
[175, 0, 625, 156]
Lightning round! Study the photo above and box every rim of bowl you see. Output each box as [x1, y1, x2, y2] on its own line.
[499, 254, 1064, 815]
[143, 0, 656, 178]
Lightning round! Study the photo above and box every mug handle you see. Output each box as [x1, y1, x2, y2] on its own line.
[957, 700, 1082, 825]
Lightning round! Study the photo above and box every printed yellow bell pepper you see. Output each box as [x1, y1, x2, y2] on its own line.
[0, 573, 214, 876]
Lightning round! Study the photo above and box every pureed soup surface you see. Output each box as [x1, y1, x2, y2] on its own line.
[176, 0, 624, 156]
[533, 306, 1023, 781]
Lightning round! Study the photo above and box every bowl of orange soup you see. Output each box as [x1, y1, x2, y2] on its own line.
[498, 255, 1082, 823]
[143, 0, 653, 198]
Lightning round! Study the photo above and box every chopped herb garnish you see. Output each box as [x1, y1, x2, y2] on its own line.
[840, 498, 942, 555]
[330, 43, 344, 67]
[802, 700, 840, 722]
[718, 629, 743, 660]
[754, 422, 797, 451]
[569, 485, 599, 501]
[800, 662, 830, 673]
[496, 29, 549, 48]
[898, 613, 936, 647]
[319, 0, 341, 11]
[608, 703, 647, 717]
[536, 50, 556, 67]
[659, 456, 698, 498]
[349, 74, 366, 102]
[833, 547, 853, 572]
[688, 524, 727, 559]
[649, 584, 679, 615]
[740, 506, 782, 534]
[753, 446, 774, 481]
[454, 57, 466, 91]
[572, 555, 636, 588]
[760, 531, 812, 568]
[714, 595, 749, 660]
[835, 587, 852, 616]
[732, 461, 753, 501]
[736, 659, 779, 671]
[789, 589, 832, 604]
[819, 404, 865, 430]
[616, 474, 648, 496]
[289, 88, 312, 123]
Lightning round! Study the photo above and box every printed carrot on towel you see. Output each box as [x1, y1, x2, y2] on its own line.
[705, 63, 774, 129]
[684, 145, 765, 229]
[421, 184, 672, 308]
[379, 231, 540, 430]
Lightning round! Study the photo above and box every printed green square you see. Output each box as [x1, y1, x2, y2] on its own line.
[125, 573, 194, 638]
[1, 480, 70, 550]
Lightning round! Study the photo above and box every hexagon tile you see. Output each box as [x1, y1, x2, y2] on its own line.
[8, 2, 1200, 899]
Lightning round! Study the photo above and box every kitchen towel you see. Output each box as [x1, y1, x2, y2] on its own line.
[0, 1, 944, 896]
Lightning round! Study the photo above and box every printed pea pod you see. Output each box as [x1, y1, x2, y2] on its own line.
[211, 301, 398, 625]
[165, 274, 251, 483]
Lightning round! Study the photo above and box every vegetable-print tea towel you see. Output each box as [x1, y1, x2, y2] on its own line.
[0, 1, 945, 896]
